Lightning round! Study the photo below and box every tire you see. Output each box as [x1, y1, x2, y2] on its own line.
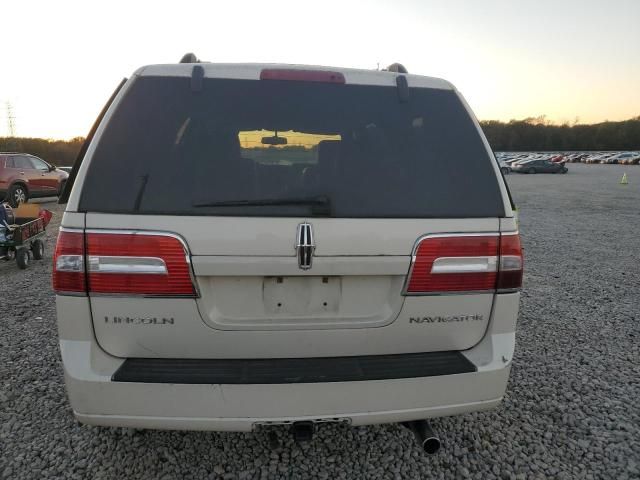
[16, 248, 30, 269]
[8, 184, 28, 208]
[528, 167, 536, 174]
[31, 239, 45, 260]
[501, 167, 510, 175]
[562, 168, 568, 174]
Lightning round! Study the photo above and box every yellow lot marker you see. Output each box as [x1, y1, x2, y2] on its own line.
[620, 173, 628, 185]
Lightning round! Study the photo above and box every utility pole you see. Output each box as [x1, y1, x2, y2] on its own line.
[5, 101, 16, 137]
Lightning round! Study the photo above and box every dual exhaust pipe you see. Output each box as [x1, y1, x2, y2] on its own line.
[289, 419, 441, 455]
[402, 420, 441, 455]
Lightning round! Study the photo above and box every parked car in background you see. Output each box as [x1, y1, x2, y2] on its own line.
[512, 159, 568, 174]
[496, 151, 638, 165]
[0, 153, 69, 207]
[499, 160, 511, 174]
[586, 152, 615, 164]
[566, 153, 588, 163]
[607, 152, 640, 165]
[54, 58, 522, 450]
[511, 155, 542, 166]
[57, 166, 73, 174]
[505, 154, 531, 165]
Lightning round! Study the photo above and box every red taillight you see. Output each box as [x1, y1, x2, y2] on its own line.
[405, 233, 523, 295]
[52, 229, 86, 295]
[53, 230, 197, 297]
[86, 232, 196, 296]
[497, 233, 524, 291]
[406, 235, 499, 294]
[260, 68, 346, 84]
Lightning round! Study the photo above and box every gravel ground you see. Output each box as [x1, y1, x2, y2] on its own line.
[1, 163, 639, 479]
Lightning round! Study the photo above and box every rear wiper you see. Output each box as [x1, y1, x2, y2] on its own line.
[193, 195, 332, 214]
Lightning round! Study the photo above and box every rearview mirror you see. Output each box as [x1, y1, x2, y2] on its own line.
[261, 135, 287, 145]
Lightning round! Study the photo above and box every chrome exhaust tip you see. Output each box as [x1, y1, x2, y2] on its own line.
[403, 420, 441, 454]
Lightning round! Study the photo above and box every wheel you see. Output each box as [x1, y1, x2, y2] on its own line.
[8, 184, 28, 208]
[16, 248, 30, 269]
[528, 167, 536, 174]
[31, 239, 45, 260]
[2, 248, 15, 261]
[501, 167, 510, 175]
[562, 168, 568, 174]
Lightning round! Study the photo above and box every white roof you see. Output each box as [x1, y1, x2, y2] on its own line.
[135, 63, 454, 90]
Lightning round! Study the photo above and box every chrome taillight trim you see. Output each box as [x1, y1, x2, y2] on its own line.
[431, 256, 498, 274]
[87, 255, 168, 275]
[58, 226, 85, 235]
[496, 288, 521, 294]
[88, 292, 199, 299]
[54, 291, 88, 297]
[409, 231, 501, 259]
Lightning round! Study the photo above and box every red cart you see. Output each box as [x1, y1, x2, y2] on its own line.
[0, 208, 52, 269]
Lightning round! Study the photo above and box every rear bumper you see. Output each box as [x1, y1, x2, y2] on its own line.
[74, 399, 504, 432]
[60, 332, 514, 431]
[57, 293, 519, 432]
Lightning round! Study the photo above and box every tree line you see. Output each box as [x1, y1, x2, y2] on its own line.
[1, 116, 639, 166]
[481, 116, 640, 152]
[0, 137, 84, 166]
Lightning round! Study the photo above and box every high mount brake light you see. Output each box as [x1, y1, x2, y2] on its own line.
[405, 233, 523, 295]
[53, 230, 197, 297]
[260, 69, 346, 84]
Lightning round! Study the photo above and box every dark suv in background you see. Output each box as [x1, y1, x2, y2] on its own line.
[0, 153, 69, 206]
[512, 159, 568, 174]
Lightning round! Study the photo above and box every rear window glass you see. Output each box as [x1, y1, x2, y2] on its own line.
[79, 76, 504, 218]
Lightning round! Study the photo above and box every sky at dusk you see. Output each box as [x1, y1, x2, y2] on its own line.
[1, 0, 639, 139]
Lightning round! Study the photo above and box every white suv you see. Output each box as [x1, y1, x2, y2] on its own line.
[54, 58, 522, 452]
